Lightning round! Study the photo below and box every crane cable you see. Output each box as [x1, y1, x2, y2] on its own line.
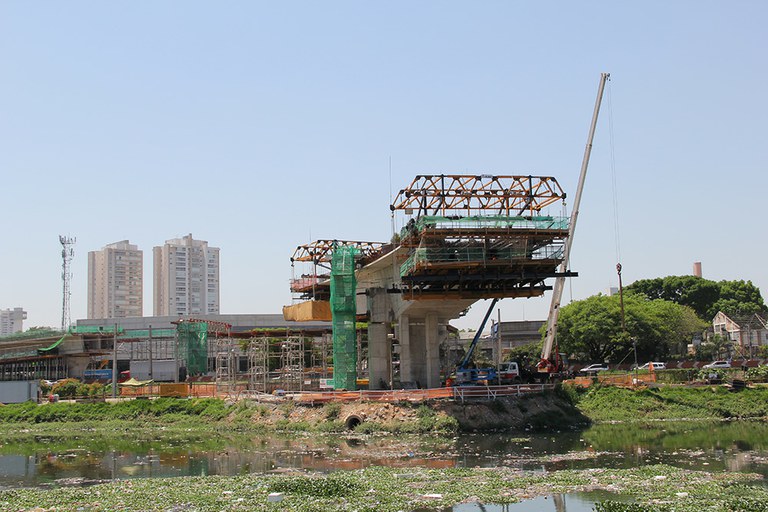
[608, 78, 622, 266]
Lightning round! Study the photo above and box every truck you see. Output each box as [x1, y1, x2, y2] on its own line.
[498, 361, 521, 383]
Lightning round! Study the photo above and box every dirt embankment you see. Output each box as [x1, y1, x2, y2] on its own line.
[256, 392, 586, 432]
[437, 392, 588, 431]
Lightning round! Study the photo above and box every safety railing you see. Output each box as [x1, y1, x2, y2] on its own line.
[294, 384, 554, 404]
[413, 215, 570, 232]
[451, 383, 555, 402]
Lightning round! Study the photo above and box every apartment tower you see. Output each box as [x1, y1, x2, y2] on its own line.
[0, 307, 27, 336]
[87, 240, 143, 319]
[153, 234, 220, 316]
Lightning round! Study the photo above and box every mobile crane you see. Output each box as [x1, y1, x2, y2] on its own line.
[539, 72, 610, 376]
[454, 298, 499, 385]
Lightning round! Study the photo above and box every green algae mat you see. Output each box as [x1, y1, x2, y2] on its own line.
[1, 464, 765, 511]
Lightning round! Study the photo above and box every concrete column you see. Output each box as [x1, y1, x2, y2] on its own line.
[368, 323, 389, 389]
[425, 313, 440, 388]
[398, 315, 411, 384]
[409, 321, 427, 388]
[367, 288, 391, 390]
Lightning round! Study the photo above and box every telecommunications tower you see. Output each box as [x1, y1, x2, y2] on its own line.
[59, 235, 75, 332]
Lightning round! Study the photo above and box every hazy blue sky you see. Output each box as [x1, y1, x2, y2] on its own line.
[1, 1, 766, 331]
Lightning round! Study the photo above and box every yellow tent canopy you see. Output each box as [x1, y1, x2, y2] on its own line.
[120, 377, 154, 387]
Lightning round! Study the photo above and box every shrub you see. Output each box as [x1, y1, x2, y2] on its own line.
[746, 365, 768, 383]
[323, 402, 341, 420]
[51, 379, 80, 398]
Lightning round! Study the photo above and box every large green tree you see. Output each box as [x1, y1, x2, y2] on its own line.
[626, 276, 766, 320]
[556, 293, 708, 363]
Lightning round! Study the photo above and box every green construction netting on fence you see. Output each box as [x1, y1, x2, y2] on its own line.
[69, 326, 124, 335]
[401, 215, 569, 237]
[120, 329, 177, 338]
[331, 245, 358, 391]
[176, 322, 208, 375]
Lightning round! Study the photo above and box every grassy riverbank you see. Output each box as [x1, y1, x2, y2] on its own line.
[0, 398, 461, 435]
[1, 385, 765, 435]
[0, 464, 764, 511]
[571, 385, 768, 423]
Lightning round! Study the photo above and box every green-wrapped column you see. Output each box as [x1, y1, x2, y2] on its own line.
[330, 246, 358, 390]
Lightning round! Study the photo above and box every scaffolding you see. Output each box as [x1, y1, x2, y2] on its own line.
[280, 336, 305, 391]
[247, 337, 269, 393]
[389, 177, 575, 300]
[331, 245, 358, 390]
[0, 356, 67, 381]
[215, 337, 237, 395]
[177, 321, 209, 376]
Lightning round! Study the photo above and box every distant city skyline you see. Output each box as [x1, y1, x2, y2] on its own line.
[1, 2, 765, 331]
[80, 234, 221, 321]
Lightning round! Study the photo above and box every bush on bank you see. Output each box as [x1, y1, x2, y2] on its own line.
[572, 385, 768, 422]
[0, 398, 229, 424]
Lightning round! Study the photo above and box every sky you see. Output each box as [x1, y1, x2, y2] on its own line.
[1, 1, 766, 332]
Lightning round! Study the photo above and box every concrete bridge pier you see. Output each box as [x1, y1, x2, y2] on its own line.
[367, 288, 391, 390]
[397, 313, 443, 388]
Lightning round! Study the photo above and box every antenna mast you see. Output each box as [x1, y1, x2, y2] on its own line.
[59, 235, 76, 332]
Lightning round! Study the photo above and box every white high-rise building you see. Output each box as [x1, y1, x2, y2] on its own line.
[87, 240, 144, 319]
[153, 234, 220, 316]
[0, 307, 27, 336]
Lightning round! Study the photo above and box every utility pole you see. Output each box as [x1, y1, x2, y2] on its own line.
[112, 323, 118, 398]
[149, 325, 154, 380]
[496, 308, 502, 385]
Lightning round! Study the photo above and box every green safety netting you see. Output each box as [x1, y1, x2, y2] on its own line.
[69, 326, 124, 335]
[37, 333, 68, 354]
[119, 329, 177, 338]
[401, 215, 568, 235]
[330, 245, 358, 390]
[399, 215, 569, 277]
[176, 322, 208, 375]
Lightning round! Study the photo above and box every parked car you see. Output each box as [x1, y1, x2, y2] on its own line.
[637, 362, 667, 370]
[703, 360, 731, 369]
[580, 363, 609, 374]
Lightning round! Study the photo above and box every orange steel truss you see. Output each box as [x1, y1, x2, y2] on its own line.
[390, 175, 565, 216]
[291, 240, 385, 264]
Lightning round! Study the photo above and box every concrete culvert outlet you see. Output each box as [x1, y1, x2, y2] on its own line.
[344, 414, 363, 430]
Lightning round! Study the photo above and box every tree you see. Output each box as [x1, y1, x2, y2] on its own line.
[556, 293, 708, 363]
[627, 276, 766, 320]
[711, 280, 766, 319]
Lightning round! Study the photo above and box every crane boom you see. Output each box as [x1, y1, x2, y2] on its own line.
[540, 72, 610, 370]
[459, 298, 499, 370]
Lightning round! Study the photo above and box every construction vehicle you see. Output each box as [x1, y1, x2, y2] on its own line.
[539, 72, 610, 377]
[452, 298, 500, 385]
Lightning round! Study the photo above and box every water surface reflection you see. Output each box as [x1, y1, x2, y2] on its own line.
[1, 420, 766, 489]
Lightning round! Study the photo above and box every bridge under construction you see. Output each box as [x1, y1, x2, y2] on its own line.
[284, 174, 575, 390]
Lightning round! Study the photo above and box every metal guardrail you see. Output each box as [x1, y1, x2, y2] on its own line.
[451, 383, 555, 402]
[295, 384, 555, 404]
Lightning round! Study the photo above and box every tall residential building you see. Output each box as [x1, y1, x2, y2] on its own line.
[87, 240, 143, 319]
[153, 234, 220, 316]
[0, 308, 27, 336]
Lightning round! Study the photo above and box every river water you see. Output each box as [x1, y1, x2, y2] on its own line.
[1, 420, 766, 508]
